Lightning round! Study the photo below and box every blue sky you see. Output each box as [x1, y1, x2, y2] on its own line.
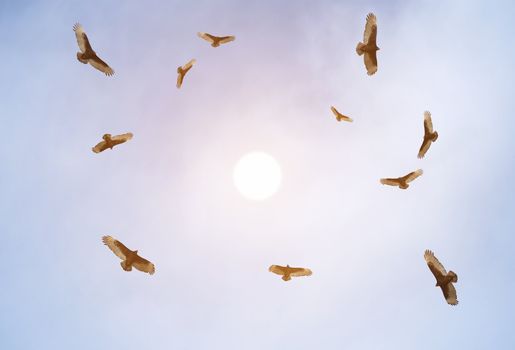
[1, 0, 514, 349]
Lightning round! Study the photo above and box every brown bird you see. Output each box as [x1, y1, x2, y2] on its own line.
[380, 169, 423, 189]
[269, 264, 312, 281]
[73, 23, 114, 76]
[176, 59, 196, 89]
[356, 13, 379, 76]
[331, 106, 353, 122]
[92, 133, 133, 153]
[418, 111, 438, 158]
[424, 250, 458, 305]
[197, 32, 235, 47]
[102, 236, 155, 275]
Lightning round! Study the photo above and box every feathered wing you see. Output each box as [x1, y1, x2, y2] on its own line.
[132, 255, 156, 275]
[176, 72, 184, 89]
[92, 140, 108, 153]
[380, 178, 401, 186]
[218, 35, 235, 44]
[364, 50, 378, 75]
[197, 32, 215, 44]
[73, 23, 92, 53]
[289, 267, 313, 277]
[89, 56, 114, 76]
[424, 250, 447, 276]
[110, 133, 133, 143]
[102, 236, 131, 260]
[405, 169, 423, 183]
[363, 13, 377, 44]
[418, 138, 431, 159]
[418, 112, 433, 158]
[269, 265, 287, 276]
[330, 106, 353, 122]
[441, 283, 458, 305]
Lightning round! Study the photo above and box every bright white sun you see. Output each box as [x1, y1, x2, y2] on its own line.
[233, 152, 282, 200]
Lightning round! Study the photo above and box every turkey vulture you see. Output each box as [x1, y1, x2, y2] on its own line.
[73, 23, 114, 76]
[197, 32, 235, 47]
[269, 264, 312, 281]
[102, 236, 155, 275]
[331, 106, 353, 122]
[424, 250, 458, 305]
[380, 169, 423, 189]
[356, 13, 379, 76]
[92, 133, 133, 153]
[418, 111, 438, 158]
[176, 59, 196, 89]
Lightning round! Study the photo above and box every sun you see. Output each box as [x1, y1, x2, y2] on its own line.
[233, 152, 282, 200]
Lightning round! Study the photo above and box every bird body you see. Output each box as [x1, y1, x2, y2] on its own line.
[73, 23, 114, 76]
[176, 59, 196, 88]
[92, 133, 133, 153]
[102, 236, 155, 275]
[380, 169, 423, 189]
[269, 264, 312, 281]
[331, 106, 353, 122]
[356, 13, 379, 75]
[424, 250, 458, 305]
[197, 32, 235, 47]
[418, 111, 438, 158]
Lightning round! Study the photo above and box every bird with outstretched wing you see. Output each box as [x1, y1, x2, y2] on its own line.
[102, 236, 155, 275]
[418, 111, 439, 158]
[269, 264, 312, 281]
[380, 169, 423, 189]
[197, 32, 235, 47]
[92, 133, 133, 153]
[331, 106, 353, 122]
[73, 23, 114, 76]
[356, 13, 379, 76]
[176, 59, 196, 88]
[424, 250, 458, 305]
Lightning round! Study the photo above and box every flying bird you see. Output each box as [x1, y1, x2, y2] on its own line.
[197, 32, 235, 47]
[418, 111, 438, 158]
[424, 250, 458, 305]
[356, 13, 379, 76]
[380, 169, 423, 189]
[73, 23, 114, 76]
[92, 133, 133, 153]
[176, 59, 196, 89]
[331, 106, 353, 122]
[269, 264, 312, 281]
[102, 236, 155, 275]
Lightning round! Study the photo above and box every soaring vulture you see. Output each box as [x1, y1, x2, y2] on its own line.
[92, 133, 133, 153]
[331, 106, 353, 122]
[176, 59, 196, 89]
[102, 236, 155, 275]
[197, 32, 235, 47]
[73, 23, 114, 76]
[424, 250, 458, 305]
[269, 264, 312, 281]
[356, 13, 379, 76]
[418, 111, 438, 158]
[380, 169, 423, 189]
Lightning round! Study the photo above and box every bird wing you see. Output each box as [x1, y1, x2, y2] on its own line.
[73, 23, 93, 53]
[197, 32, 215, 44]
[176, 70, 184, 89]
[363, 13, 377, 44]
[133, 255, 156, 275]
[418, 137, 431, 159]
[380, 178, 401, 186]
[441, 283, 458, 305]
[92, 140, 108, 153]
[181, 59, 196, 71]
[269, 265, 287, 276]
[364, 51, 378, 75]
[405, 169, 423, 183]
[110, 133, 133, 144]
[102, 236, 131, 260]
[424, 250, 447, 276]
[423, 111, 434, 134]
[330, 106, 353, 122]
[89, 56, 114, 76]
[218, 35, 235, 44]
[289, 267, 313, 277]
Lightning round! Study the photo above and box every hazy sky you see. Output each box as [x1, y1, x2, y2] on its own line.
[1, 0, 514, 349]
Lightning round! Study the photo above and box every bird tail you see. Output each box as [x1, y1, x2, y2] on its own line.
[448, 271, 458, 283]
[282, 275, 291, 281]
[76, 52, 88, 64]
[356, 42, 365, 55]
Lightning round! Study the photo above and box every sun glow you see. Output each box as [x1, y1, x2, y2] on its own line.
[233, 152, 282, 200]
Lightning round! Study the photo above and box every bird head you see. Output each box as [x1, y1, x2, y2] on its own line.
[432, 131, 439, 141]
[286, 264, 290, 268]
[103, 134, 112, 141]
[133, 250, 138, 255]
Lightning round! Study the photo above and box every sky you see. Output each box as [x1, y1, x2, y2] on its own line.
[1, 0, 514, 349]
